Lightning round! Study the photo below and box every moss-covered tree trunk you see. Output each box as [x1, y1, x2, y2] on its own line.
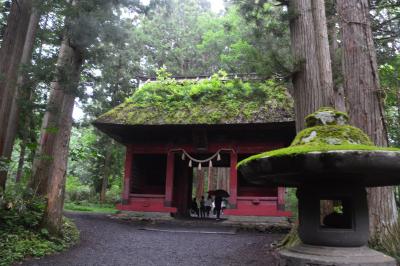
[337, 0, 398, 238]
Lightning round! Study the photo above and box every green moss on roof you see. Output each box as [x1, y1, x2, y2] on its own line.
[238, 107, 400, 167]
[95, 75, 294, 125]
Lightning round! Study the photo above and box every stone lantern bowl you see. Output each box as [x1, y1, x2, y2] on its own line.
[238, 108, 400, 265]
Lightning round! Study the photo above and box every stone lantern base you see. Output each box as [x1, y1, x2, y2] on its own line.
[279, 244, 396, 266]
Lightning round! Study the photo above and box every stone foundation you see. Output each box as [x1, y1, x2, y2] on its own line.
[279, 244, 396, 266]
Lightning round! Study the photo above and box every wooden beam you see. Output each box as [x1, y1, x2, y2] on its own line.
[277, 187, 286, 211]
[122, 145, 133, 204]
[229, 149, 238, 208]
[164, 151, 175, 207]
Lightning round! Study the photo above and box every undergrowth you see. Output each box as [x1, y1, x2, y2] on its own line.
[0, 186, 79, 266]
[369, 218, 400, 262]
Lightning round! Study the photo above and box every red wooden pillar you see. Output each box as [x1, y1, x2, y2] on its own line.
[164, 151, 175, 207]
[229, 149, 238, 208]
[277, 187, 286, 211]
[122, 145, 133, 205]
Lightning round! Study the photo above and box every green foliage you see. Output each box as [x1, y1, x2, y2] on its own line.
[380, 55, 400, 148]
[285, 188, 298, 220]
[0, 185, 45, 229]
[0, 186, 79, 266]
[133, 1, 291, 77]
[65, 175, 92, 202]
[67, 127, 123, 204]
[0, 218, 79, 266]
[97, 74, 294, 125]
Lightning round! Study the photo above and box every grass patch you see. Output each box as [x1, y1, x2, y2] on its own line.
[64, 202, 118, 214]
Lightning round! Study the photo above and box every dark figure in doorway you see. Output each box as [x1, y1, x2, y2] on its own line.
[191, 198, 199, 217]
[200, 196, 206, 218]
[205, 195, 212, 217]
[214, 196, 223, 220]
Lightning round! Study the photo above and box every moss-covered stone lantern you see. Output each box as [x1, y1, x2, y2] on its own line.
[239, 107, 400, 265]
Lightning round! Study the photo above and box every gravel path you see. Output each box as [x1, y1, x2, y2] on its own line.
[22, 212, 282, 266]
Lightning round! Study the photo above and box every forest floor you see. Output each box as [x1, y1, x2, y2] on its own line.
[20, 212, 283, 266]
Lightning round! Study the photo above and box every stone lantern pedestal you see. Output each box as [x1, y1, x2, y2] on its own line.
[239, 108, 400, 266]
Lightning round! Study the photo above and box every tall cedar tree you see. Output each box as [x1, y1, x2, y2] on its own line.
[288, 0, 333, 131]
[31, 37, 83, 234]
[31, 3, 84, 233]
[0, 0, 37, 190]
[337, 0, 398, 238]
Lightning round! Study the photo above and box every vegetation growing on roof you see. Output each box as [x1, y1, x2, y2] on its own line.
[96, 71, 294, 125]
[238, 107, 400, 167]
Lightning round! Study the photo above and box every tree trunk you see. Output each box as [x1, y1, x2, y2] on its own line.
[311, 0, 334, 107]
[283, 0, 336, 247]
[337, 0, 398, 238]
[0, 0, 34, 190]
[31, 35, 83, 234]
[15, 140, 26, 183]
[99, 149, 112, 204]
[13, 8, 40, 183]
[326, 0, 346, 112]
[289, 0, 325, 131]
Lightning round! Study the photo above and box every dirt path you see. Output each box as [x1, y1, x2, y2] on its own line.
[22, 212, 282, 266]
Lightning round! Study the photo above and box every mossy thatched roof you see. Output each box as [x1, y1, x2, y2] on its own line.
[95, 76, 294, 126]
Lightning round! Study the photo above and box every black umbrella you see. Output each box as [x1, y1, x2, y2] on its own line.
[208, 189, 230, 198]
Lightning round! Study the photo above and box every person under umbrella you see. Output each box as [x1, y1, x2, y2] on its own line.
[214, 195, 223, 220]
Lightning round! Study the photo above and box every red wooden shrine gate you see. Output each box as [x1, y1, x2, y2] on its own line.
[117, 140, 291, 217]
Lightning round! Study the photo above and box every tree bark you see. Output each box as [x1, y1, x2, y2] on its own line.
[337, 0, 398, 237]
[312, 0, 334, 107]
[13, 8, 40, 183]
[31, 34, 84, 234]
[289, 0, 326, 131]
[99, 149, 112, 204]
[0, 0, 34, 190]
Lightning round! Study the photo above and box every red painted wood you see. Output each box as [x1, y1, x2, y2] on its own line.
[164, 151, 175, 207]
[121, 139, 291, 216]
[277, 187, 286, 210]
[129, 140, 286, 154]
[229, 149, 238, 207]
[117, 195, 177, 213]
[122, 145, 133, 203]
[224, 197, 291, 217]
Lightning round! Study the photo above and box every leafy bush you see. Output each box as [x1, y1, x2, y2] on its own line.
[65, 175, 92, 202]
[0, 218, 79, 266]
[0, 186, 79, 266]
[0, 185, 45, 229]
[105, 182, 122, 204]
